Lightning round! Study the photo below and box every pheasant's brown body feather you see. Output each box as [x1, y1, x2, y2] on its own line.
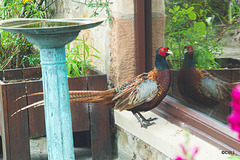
[130, 68, 171, 113]
[68, 67, 171, 113]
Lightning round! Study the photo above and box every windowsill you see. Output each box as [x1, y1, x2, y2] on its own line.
[114, 110, 232, 160]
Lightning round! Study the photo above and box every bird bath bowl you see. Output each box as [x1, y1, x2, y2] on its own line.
[0, 18, 104, 160]
[0, 18, 104, 48]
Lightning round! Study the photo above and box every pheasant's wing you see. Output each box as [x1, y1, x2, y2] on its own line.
[200, 72, 231, 103]
[113, 73, 159, 111]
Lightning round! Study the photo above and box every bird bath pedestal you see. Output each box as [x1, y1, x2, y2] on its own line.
[0, 18, 104, 160]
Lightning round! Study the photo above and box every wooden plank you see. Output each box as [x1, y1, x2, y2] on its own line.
[4, 68, 23, 80]
[145, 0, 152, 72]
[68, 77, 89, 132]
[88, 75, 112, 160]
[208, 69, 232, 82]
[0, 136, 2, 155]
[0, 83, 10, 159]
[5, 82, 30, 160]
[0, 71, 3, 81]
[26, 80, 45, 137]
[135, 0, 146, 75]
[23, 67, 42, 79]
[231, 68, 240, 83]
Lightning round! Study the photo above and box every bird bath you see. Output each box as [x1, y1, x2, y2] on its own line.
[0, 18, 104, 160]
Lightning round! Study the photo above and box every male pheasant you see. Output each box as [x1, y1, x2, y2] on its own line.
[177, 45, 240, 107]
[14, 47, 173, 128]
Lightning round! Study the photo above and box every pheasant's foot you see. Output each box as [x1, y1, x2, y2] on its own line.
[140, 121, 156, 128]
[133, 112, 157, 128]
[137, 112, 158, 122]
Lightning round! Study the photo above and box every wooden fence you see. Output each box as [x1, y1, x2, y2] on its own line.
[0, 67, 112, 160]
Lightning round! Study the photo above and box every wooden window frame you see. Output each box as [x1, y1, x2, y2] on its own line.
[134, 0, 240, 155]
[153, 97, 240, 154]
[134, 0, 152, 75]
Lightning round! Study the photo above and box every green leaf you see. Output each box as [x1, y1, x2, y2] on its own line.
[90, 54, 100, 59]
[67, 63, 71, 75]
[169, 8, 174, 13]
[194, 22, 206, 33]
[228, 156, 240, 160]
[174, 6, 180, 12]
[188, 12, 197, 20]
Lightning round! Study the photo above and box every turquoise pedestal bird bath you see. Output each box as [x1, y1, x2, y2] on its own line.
[0, 18, 104, 160]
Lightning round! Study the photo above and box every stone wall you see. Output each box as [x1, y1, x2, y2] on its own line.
[114, 127, 170, 160]
[109, 0, 135, 86]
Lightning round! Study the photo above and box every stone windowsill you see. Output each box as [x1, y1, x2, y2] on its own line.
[114, 110, 230, 160]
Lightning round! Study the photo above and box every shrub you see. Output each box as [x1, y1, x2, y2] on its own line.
[0, 0, 55, 69]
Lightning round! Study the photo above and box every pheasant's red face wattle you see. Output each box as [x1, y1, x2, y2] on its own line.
[159, 47, 168, 57]
[187, 46, 193, 55]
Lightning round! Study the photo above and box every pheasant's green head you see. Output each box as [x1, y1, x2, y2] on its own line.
[183, 45, 195, 68]
[155, 47, 173, 70]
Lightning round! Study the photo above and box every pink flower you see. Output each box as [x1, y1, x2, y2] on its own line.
[174, 156, 187, 160]
[230, 101, 240, 112]
[176, 144, 199, 160]
[231, 84, 240, 103]
[180, 144, 187, 154]
[228, 112, 240, 132]
[228, 84, 240, 139]
[191, 147, 199, 159]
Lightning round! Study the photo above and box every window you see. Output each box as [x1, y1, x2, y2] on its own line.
[134, 0, 240, 154]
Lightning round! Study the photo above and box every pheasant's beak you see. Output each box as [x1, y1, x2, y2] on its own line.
[166, 50, 173, 55]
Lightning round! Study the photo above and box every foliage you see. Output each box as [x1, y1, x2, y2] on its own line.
[228, 0, 240, 24]
[165, 3, 223, 69]
[0, 0, 55, 69]
[0, 31, 39, 69]
[72, 0, 113, 25]
[66, 35, 100, 77]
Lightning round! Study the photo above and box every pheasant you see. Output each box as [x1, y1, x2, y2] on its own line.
[13, 47, 173, 128]
[177, 45, 240, 107]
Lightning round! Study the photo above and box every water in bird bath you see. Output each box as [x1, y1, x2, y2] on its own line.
[14, 21, 83, 28]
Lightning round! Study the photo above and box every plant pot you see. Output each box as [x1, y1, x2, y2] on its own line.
[0, 67, 112, 160]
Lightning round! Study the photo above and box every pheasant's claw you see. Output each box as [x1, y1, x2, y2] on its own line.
[141, 121, 156, 128]
[145, 117, 158, 122]
[133, 112, 157, 128]
[137, 112, 157, 122]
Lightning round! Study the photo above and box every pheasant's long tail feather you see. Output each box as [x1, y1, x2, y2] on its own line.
[69, 90, 115, 104]
[14, 92, 43, 102]
[12, 89, 115, 116]
[11, 100, 44, 117]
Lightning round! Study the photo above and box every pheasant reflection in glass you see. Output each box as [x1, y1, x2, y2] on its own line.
[13, 47, 173, 128]
[177, 45, 240, 108]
